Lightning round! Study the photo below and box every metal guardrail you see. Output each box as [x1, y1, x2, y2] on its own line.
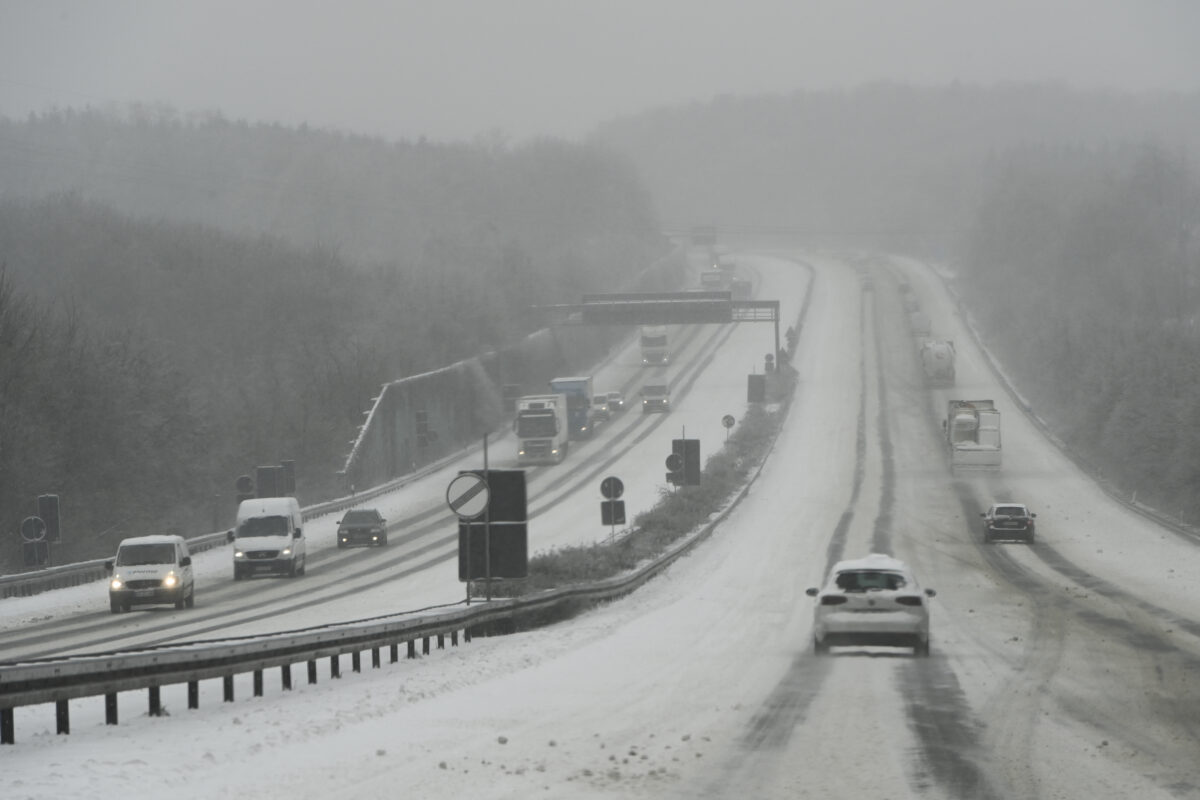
[0, 432, 772, 743]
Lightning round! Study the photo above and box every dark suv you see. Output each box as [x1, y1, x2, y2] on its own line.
[337, 508, 388, 548]
[981, 503, 1036, 543]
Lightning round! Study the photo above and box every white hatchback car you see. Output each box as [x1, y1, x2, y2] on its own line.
[805, 553, 936, 656]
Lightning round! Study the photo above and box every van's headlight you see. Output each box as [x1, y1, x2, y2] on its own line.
[234, 550, 245, 559]
[110, 576, 123, 590]
[281, 547, 292, 557]
[163, 571, 178, 588]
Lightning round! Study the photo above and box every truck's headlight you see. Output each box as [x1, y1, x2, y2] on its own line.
[110, 577, 123, 590]
[281, 547, 292, 557]
[163, 572, 178, 588]
[234, 550, 245, 559]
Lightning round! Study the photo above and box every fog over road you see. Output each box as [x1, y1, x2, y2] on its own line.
[6, 251, 1200, 799]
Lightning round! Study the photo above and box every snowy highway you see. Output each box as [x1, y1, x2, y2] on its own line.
[7, 251, 1200, 799]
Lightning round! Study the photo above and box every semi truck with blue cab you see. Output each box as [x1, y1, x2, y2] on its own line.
[548, 376, 595, 439]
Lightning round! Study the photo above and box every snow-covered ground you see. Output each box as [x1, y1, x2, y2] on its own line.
[7, 251, 1200, 799]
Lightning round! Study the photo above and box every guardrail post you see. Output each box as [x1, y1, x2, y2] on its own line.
[307, 660, 317, 684]
[422, 636, 430, 655]
[148, 687, 162, 717]
[437, 633, 445, 650]
[56, 700, 69, 735]
[188, 681, 199, 709]
[451, 630, 459, 646]
[371, 647, 381, 669]
[464, 626, 472, 643]
[407, 640, 417, 659]
[3, 708, 15, 744]
[389, 643, 399, 663]
[351, 652, 361, 673]
[253, 670, 264, 697]
[330, 655, 341, 679]
[281, 664, 293, 691]
[106, 693, 118, 725]
[223, 675, 235, 702]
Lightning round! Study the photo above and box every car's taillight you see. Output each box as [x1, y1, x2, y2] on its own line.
[820, 595, 847, 606]
[895, 596, 924, 607]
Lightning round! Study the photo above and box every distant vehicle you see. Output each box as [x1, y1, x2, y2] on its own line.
[639, 325, 670, 365]
[805, 553, 935, 656]
[514, 394, 569, 464]
[729, 277, 752, 299]
[981, 503, 1036, 543]
[919, 339, 956, 386]
[944, 399, 1002, 470]
[106, 535, 195, 613]
[548, 375, 595, 439]
[337, 508, 388, 548]
[909, 310, 932, 337]
[641, 383, 670, 413]
[591, 395, 611, 423]
[605, 391, 626, 413]
[228, 496, 306, 579]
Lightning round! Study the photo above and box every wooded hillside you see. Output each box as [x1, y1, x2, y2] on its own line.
[0, 113, 664, 569]
[960, 143, 1200, 517]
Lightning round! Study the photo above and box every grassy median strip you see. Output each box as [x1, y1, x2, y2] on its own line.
[477, 364, 797, 599]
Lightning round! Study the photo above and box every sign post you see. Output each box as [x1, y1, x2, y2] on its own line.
[446, 472, 489, 604]
[599, 476, 625, 535]
[20, 515, 48, 568]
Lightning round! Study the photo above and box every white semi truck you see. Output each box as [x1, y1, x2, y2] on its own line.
[639, 325, 669, 365]
[944, 399, 1001, 470]
[514, 394, 569, 464]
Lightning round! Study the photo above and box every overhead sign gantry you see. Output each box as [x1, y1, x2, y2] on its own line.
[541, 291, 782, 359]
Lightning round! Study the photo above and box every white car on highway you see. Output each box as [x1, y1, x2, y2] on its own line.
[805, 553, 936, 656]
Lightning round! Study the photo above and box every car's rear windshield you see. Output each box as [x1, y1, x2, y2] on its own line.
[835, 570, 907, 591]
[995, 506, 1027, 516]
[342, 510, 380, 524]
[115, 543, 176, 566]
[237, 516, 290, 537]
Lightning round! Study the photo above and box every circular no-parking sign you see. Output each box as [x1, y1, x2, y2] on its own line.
[600, 476, 624, 500]
[446, 473, 490, 520]
[20, 516, 46, 542]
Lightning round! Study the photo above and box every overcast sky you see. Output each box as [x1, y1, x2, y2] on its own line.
[2, 0, 1198, 143]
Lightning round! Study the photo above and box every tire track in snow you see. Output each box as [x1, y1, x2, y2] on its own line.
[867, 260, 1010, 800]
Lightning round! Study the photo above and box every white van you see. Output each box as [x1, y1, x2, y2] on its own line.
[106, 535, 195, 613]
[228, 497, 306, 579]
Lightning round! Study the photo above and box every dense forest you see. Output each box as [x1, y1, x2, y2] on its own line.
[595, 83, 1200, 523]
[0, 115, 664, 570]
[960, 144, 1200, 515]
